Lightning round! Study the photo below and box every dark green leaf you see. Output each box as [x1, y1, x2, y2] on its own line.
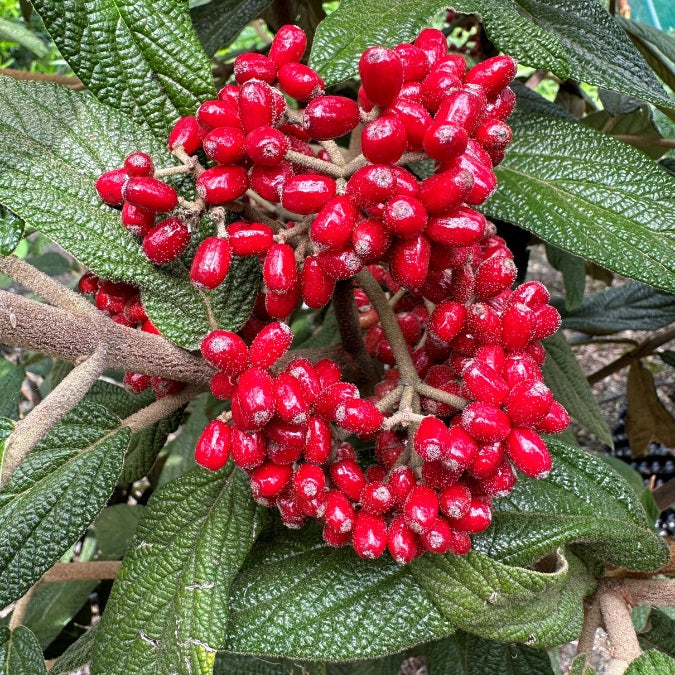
[0, 78, 218, 348]
[638, 609, 675, 658]
[211, 255, 261, 332]
[327, 654, 405, 674]
[0, 403, 129, 606]
[512, 82, 575, 120]
[0, 626, 47, 674]
[489, 112, 675, 293]
[296, 305, 339, 348]
[92, 465, 264, 674]
[0, 17, 48, 57]
[309, 0, 447, 86]
[560, 282, 675, 335]
[542, 332, 613, 446]
[94, 504, 145, 559]
[191, 0, 272, 57]
[32, 0, 215, 138]
[568, 654, 596, 675]
[625, 650, 675, 674]
[0, 206, 24, 256]
[213, 652, 316, 674]
[0, 359, 24, 420]
[26, 251, 73, 277]
[660, 351, 675, 368]
[426, 632, 554, 675]
[472, 439, 669, 571]
[50, 625, 99, 675]
[546, 244, 585, 311]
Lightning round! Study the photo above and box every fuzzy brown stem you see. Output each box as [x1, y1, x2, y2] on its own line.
[606, 578, 675, 606]
[0, 68, 84, 89]
[1, 347, 108, 488]
[123, 385, 199, 434]
[599, 585, 642, 673]
[40, 561, 122, 582]
[285, 149, 344, 177]
[576, 592, 602, 662]
[415, 381, 467, 410]
[8, 584, 37, 629]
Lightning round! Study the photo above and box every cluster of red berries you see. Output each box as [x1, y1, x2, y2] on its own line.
[77, 271, 184, 398]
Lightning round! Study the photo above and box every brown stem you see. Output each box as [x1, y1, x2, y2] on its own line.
[123, 385, 199, 434]
[606, 578, 675, 606]
[333, 279, 381, 395]
[415, 381, 467, 410]
[576, 592, 602, 663]
[653, 476, 675, 511]
[284, 149, 344, 177]
[319, 140, 345, 166]
[8, 584, 37, 629]
[0, 68, 84, 89]
[588, 327, 675, 385]
[375, 385, 403, 413]
[1, 347, 108, 488]
[41, 560, 122, 582]
[599, 585, 642, 673]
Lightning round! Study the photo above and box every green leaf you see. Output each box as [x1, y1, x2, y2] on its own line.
[625, 650, 675, 674]
[542, 332, 613, 446]
[560, 282, 675, 335]
[638, 609, 675, 658]
[489, 112, 675, 293]
[295, 305, 339, 348]
[0, 206, 24, 256]
[327, 654, 405, 674]
[26, 251, 74, 277]
[211, 255, 261, 332]
[94, 504, 145, 559]
[213, 653, 316, 674]
[309, 0, 447, 86]
[472, 439, 669, 571]
[0, 626, 47, 674]
[0, 78, 218, 348]
[0, 17, 48, 57]
[92, 464, 264, 675]
[568, 654, 596, 675]
[0, 402, 130, 606]
[660, 351, 675, 368]
[0, 359, 24, 420]
[426, 632, 554, 674]
[545, 244, 585, 311]
[32, 0, 215, 139]
[191, 0, 272, 57]
[50, 625, 99, 675]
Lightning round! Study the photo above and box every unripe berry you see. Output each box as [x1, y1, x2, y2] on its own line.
[121, 203, 155, 236]
[168, 116, 201, 154]
[124, 151, 154, 177]
[449, 496, 492, 533]
[197, 99, 242, 130]
[383, 196, 427, 238]
[263, 243, 299, 293]
[303, 95, 359, 140]
[422, 122, 468, 162]
[404, 485, 439, 534]
[269, 24, 307, 66]
[234, 53, 277, 84]
[461, 402, 511, 443]
[227, 221, 274, 256]
[236, 367, 276, 429]
[196, 166, 249, 204]
[249, 321, 293, 369]
[203, 126, 246, 164]
[281, 174, 336, 214]
[352, 512, 388, 559]
[195, 420, 231, 471]
[231, 428, 267, 469]
[439, 483, 472, 519]
[250, 462, 293, 499]
[142, 217, 190, 263]
[425, 206, 486, 247]
[464, 55, 518, 99]
[330, 458, 366, 502]
[277, 62, 325, 101]
[414, 416, 450, 462]
[361, 117, 408, 164]
[335, 398, 384, 436]
[394, 43, 430, 82]
[359, 46, 404, 107]
[506, 428, 552, 478]
[389, 234, 431, 290]
[190, 237, 232, 290]
[310, 196, 359, 251]
[201, 329, 249, 375]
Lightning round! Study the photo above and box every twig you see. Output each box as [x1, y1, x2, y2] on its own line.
[0, 68, 84, 89]
[577, 592, 602, 664]
[284, 149, 344, 177]
[245, 189, 303, 222]
[40, 561, 121, 583]
[123, 385, 200, 434]
[8, 584, 37, 630]
[375, 385, 403, 413]
[319, 140, 345, 166]
[599, 584, 642, 674]
[588, 327, 675, 385]
[415, 381, 467, 410]
[1, 347, 108, 488]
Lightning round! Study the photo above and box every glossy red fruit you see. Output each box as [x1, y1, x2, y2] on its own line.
[313, 359, 342, 390]
[425, 206, 486, 247]
[274, 372, 310, 425]
[329, 458, 366, 502]
[230, 428, 267, 468]
[419, 516, 452, 553]
[361, 117, 407, 164]
[269, 24, 307, 66]
[315, 247, 363, 281]
[77, 272, 100, 295]
[124, 151, 154, 177]
[502, 354, 542, 390]
[310, 196, 359, 251]
[234, 53, 277, 84]
[244, 127, 289, 166]
[196, 100, 242, 130]
[501, 302, 536, 350]
[359, 481, 394, 515]
[536, 401, 570, 434]
[227, 221, 274, 256]
[420, 70, 461, 113]
[323, 524, 351, 547]
[196, 166, 249, 204]
[510, 280, 549, 308]
[292, 463, 325, 500]
[474, 256, 517, 300]
[250, 462, 293, 499]
[195, 420, 231, 471]
[462, 402, 511, 444]
[141, 318, 161, 335]
[142, 217, 189, 263]
[150, 377, 184, 398]
[123, 371, 151, 394]
[359, 46, 403, 107]
[485, 86, 516, 120]
[467, 305, 502, 346]
[202, 126, 246, 165]
[475, 118, 512, 153]
[303, 95, 359, 140]
[449, 496, 492, 533]
[322, 490, 355, 534]
[210, 372, 236, 400]
[352, 512, 387, 559]
[439, 483, 472, 519]
[96, 169, 127, 205]
[389, 234, 431, 290]
[383, 98, 433, 149]
[265, 282, 301, 319]
[266, 419, 307, 452]
[462, 359, 509, 406]
[532, 304, 561, 341]
[335, 398, 384, 436]
[414, 416, 450, 462]
[448, 145, 497, 206]
[429, 301, 467, 342]
[444, 425, 479, 470]
[300, 417, 329, 465]
[374, 430, 404, 468]
[281, 174, 336, 214]
[301, 256, 335, 308]
[190, 237, 232, 290]
[346, 164, 397, 207]
[468, 441, 504, 479]
[238, 80, 278, 132]
[388, 466, 417, 507]
[414, 28, 448, 66]
[435, 87, 486, 134]
[386, 514, 419, 564]
[465, 55, 518, 98]
[481, 460, 518, 497]
[506, 380, 553, 427]
[263, 243, 298, 293]
[422, 122, 468, 162]
[249, 321, 293, 369]
[506, 428, 551, 478]
[121, 202, 155, 236]
[124, 177, 177, 212]
[418, 167, 473, 216]
[277, 492, 306, 529]
[168, 116, 202, 154]
[201, 329, 248, 375]
[394, 43, 430, 82]
[217, 84, 239, 106]
[351, 218, 391, 263]
[277, 62, 325, 101]
[236, 367, 276, 429]
[250, 162, 293, 201]
[383, 196, 427, 238]
[404, 485, 439, 534]
[284, 360, 320, 404]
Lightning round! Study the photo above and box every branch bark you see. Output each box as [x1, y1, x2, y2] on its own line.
[599, 585, 642, 674]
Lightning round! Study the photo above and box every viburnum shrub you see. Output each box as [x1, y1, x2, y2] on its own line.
[0, 3, 673, 674]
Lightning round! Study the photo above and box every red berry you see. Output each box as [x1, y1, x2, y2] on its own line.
[227, 221, 274, 256]
[389, 234, 431, 290]
[250, 162, 293, 201]
[502, 354, 543, 388]
[361, 117, 407, 164]
[429, 301, 467, 342]
[383, 99, 433, 149]
[238, 80, 279, 133]
[346, 165, 397, 207]
[420, 70, 462, 113]
[506, 380, 553, 427]
[475, 118, 512, 153]
[124, 151, 154, 177]
[388, 466, 417, 508]
[383, 196, 427, 238]
[266, 419, 307, 452]
[422, 122, 468, 162]
[196, 166, 249, 204]
[414, 416, 450, 462]
[532, 304, 561, 341]
[474, 256, 517, 300]
[323, 490, 356, 534]
[197, 100, 242, 131]
[281, 174, 336, 214]
[480, 460, 517, 497]
[414, 28, 448, 67]
[421, 516, 455, 553]
[201, 329, 249, 375]
[301, 255, 335, 308]
[285, 359, 321, 403]
[506, 428, 552, 478]
[351, 218, 391, 263]
[293, 463, 326, 500]
[315, 247, 363, 281]
[403, 485, 439, 534]
[467, 304, 502, 345]
[501, 302, 536, 350]
[96, 168, 127, 206]
[485, 86, 516, 120]
[313, 359, 342, 389]
[123, 371, 151, 394]
[439, 483, 472, 519]
[462, 359, 509, 406]
[461, 402, 511, 443]
[387, 514, 420, 564]
[464, 55, 518, 99]
[468, 441, 504, 479]
[277, 62, 325, 101]
[121, 203, 155, 236]
[435, 87, 486, 134]
[77, 271, 100, 295]
[310, 196, 359, 251]
[277, 492, 306, 529]
[151, 377, 184, 399]
[329, 458, 366, 502]
[195, 420, 231, 471]
[536, 401, 570, 434]
[449, 496, 492, 533]
[335, 398, 384, 437]
[418, 167, 473, 216]
[142, 217, 190, 264]
[303, 95, 360, 140]
[245, 127, 290, 166]
[210, 372, 236, 400]
[217, 84, 240, 106]
[190, 237, 232, 290]
[230, 428, 267, 468]
[358, 46, 403, 108]
[269, 24, 307, 66]
[425, 206, 486, 247]
[360, 481, 394, 515]
[444, 425, 479, 470]
[302, 416, 330, 464]
[265, 283, 301, 319]
[234, 53, 277, 84]
[250, 462, 293, 499]
[141, 318, 161, 335]
[249, 321, 293, 369]
[263, 244, 299, 294]
[203, 126, 246, 165]
[323, 524, 351, 547]
[169, 116, 201, 154]
[274, 372, 310, 424]
[352, 512, 387, 559]
[390, 166, 420, 198]
[394, 43, 430, 82]
[236, 367, 276, 429]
